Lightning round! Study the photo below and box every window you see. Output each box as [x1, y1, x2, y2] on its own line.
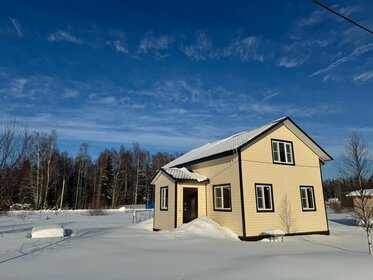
[272, 140, 294, 165]
[300, 186, 316, 211]
[213, 185, 231, 211]
[160, 187, 168, 210]
[255, 184, 274, 212]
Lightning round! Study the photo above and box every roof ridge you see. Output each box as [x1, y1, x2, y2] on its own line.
[163, 117, 289, 168]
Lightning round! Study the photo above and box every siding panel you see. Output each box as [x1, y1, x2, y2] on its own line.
[241, 124, 328, 236]
[153, 173, 175, 230]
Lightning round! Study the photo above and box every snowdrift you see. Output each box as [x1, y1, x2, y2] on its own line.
[130, 218, 154, 231]
[31, 225, 65, 238]
[160, 216, 239, 240]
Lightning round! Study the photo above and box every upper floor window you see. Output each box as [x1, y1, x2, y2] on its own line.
[213, 184, 231, 211]
[300, 186, 316, 211]
[272, 140, 294, 165]
[160, 187, 168, 210]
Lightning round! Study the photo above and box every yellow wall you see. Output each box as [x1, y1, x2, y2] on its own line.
[153, 173, 175, 230]
[241, 124, 328, 236]
[189, 155, 244, 236]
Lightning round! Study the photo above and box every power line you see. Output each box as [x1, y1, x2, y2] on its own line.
[311, 0, 373, 35]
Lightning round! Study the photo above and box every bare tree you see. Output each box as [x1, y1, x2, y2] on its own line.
[279, 194, 294, 233]
[0, 121, 29, 210]
[340, 132, 373, 255]
[42, 130, 58, 209]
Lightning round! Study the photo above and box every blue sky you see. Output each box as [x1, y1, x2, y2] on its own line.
[1, 0, 373, 179]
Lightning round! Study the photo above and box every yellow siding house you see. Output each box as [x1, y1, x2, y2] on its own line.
[151, 117, 332, 241]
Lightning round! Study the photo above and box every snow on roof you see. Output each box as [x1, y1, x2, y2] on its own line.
[164, 117, 287, 168]
[346, 189, 373, 197]
[163, 167, 208, 182]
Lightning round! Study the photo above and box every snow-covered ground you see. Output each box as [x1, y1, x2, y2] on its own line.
[0, 210, 372, 279]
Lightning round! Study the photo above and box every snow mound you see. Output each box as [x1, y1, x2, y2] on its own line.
[160, 216, 239, 241]
[31, 224, 65, 238]
[130, 218, 154, 231]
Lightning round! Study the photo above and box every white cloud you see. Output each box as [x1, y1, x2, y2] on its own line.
[298, 5, 360, 27]
[47, 30, 83, 44]
[336, 5, 361, 17]
[278, 56, 308, 68]
[220, 36, 265, 62]
[298, 10, 326, 27]
[64, 89, 80, 98]
[310, 43, 373, 79]
[8, 17, 23, 37]
[181, 31, 267, 63]
[262, 91, 280, 102]
[9, 78, 28, 97]
[113, 40, 129, 54]
[96, 96, 118, 106]
[138, 31, 173, 59]
[180, 31, 213, 61]
[353, 71, 373, 83]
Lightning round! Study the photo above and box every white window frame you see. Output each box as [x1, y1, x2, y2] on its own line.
[255, 184, 274, 212]
[300, 186, 316, 211]
[160, 187, 168, 210]
[213, 185, 231, 211]
[272, 140, 294, 165]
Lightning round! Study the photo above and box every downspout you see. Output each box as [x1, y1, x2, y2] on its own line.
[205, 182, 208, 217]
[319, 160, 330, 235]
[238, 149, 247, 240]
[174, 181, 178, 228]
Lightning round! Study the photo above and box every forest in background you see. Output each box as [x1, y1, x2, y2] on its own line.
[0, 121, 178, 211]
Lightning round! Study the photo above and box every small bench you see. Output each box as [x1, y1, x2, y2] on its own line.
[261, 229, 285, 242]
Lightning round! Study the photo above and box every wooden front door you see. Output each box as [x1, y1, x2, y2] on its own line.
[183, 188, 198, 223]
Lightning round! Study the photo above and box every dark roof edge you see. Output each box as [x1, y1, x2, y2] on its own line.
[285, 117, 333, 161]
[173, 150, 235, 168]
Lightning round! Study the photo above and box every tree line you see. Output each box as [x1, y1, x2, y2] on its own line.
[0, 121, 178, 211]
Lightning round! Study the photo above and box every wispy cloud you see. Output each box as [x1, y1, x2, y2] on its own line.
[8, 17, 23, 37]
[219, 36, 267, 62]
[262, 91, 280, 102]
[278, 56, 308, 68]
[298, 10, 326, 27]
[64, 89, 80, 98]
[138, 31, 173, 59]
[9, 78, 28, 97]
[47, 30, 83, 44]
[113, 40, 129, 54]
[181, 31, 268, 62]
[180, 30, 213, 61]
[353, 71, 373, 83]
[95, 96, 118, 106]
[298, 4, 361, 27]
[310, 43, 373, 79]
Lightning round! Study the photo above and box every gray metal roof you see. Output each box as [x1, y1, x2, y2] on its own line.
[163, 167, 208, 182]
[164, 117, 287, 168]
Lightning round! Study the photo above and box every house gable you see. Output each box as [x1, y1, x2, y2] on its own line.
[240, 123, 329, 237]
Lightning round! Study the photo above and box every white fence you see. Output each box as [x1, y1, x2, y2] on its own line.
[131, 209, 154, 224]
